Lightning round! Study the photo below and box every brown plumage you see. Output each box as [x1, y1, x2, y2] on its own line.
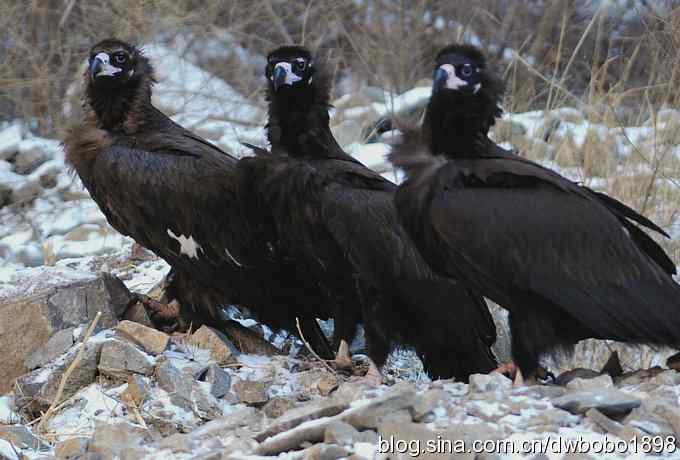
[390, 43, 680, 378]
[63, 39, 335, 356]
[237, 46, 498, 381]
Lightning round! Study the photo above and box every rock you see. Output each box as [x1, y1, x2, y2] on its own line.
[324, 421, 361, 446]
[11, 179, 42, 204]
[197, 363, 231, 399]
[263, 396, 297, 419]
[0, 425, 49, 451]
[157, 433, 195, 453]
[121, 374, 151, 406]
[156, 359, 194, 411]
[255, 399, 349, 442]
[187, 326, 238, 365]
[0, 269, 132, 392]
[88, 421, 149, 458]
[468, 373, 511, 394]
[115, 320, 169, 355]
[513, 385, 566, 400]
[14, 145, 49, 174]
[413, 389, 450, 422]
[343, 386, 417, 430]
[16, 340, 100, 411]
[191, 407, 263, 441]
[0, 183, 12, 207]
[555, 368, 602, 386]
[121, 302, 154, 328]
[552, 388, 641, 416]
[233, 379, 269, 406]
[586, 408, 624, 435]
[193, 382, 223, 419]
[14, 242, 43, 267]
[566, 374, 613, 391]
[25, 326, 75, 370]
[0, 124, 22, 160]
[55, 437, 89, 459]
[332, 120, 364, 147]
[307, 443, 350, 460]
[98, 339, 155, 380]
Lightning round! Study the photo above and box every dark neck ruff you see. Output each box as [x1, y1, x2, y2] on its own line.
[424, 93, 498, 158]
[266, 70, 337, 158]
[86, 75, 153, 132]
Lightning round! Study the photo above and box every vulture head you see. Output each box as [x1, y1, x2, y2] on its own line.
[87, 39, 151, 89]
[266, 46, 315, 92]
[428, 44, 503, 135]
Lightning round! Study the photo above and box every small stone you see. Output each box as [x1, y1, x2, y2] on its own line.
[0, 425, 49, 451]
[324, 421, 360, 446]
[14, 243, 43, 267]
[98, 339, 155, 380]
[115, 320, 169, 355]
[11, 180, 41, 204]
[615, 367, 666, 386]
[566, 374, 613, 391]
[309, 443, 349, 460]
[233, 379, 269, 406]
[156, 359, 194, 411]
[667, 352, 680, 372]
[194, 382, 223, 420]
[199, 363, 231, 399]
[413, 389, 449, 422]
[0, 183, 12, 208]
[317, 373, 340, 396]
[255, 400, 349, 443]
[25, 327, 75, 370]
[263, 396, 297, 419]
[121, 374, 151, 406]
[14, 146, 49, 174]
[158, 433, 195, 453]
[468, 373, 511, 394]
[55, 437, 89, 459]
[187, 326, 238, 365]
[552, 389, 641, 416]
[88, 421, 148, 458]
[343, 387, 417, 430]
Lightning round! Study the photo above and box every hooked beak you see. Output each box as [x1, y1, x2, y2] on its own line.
[433, 66, 449, 92]
[89, 57, 104, 80]
[273, 64, 287, 91]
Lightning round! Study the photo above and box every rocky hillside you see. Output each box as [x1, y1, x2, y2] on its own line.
[0, 44, 679, 460]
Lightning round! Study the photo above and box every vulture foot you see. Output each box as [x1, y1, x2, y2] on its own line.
[134, 293, 182, 320]
[330, 339, 354, 371]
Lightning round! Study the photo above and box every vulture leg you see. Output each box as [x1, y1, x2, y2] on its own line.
[363, 358, 384, 386]
[491, 361, 518, 377]
[331, 339, 354, 371]
[134, 293, 182, 320]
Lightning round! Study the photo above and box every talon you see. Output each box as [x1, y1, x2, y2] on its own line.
[135, 293, 181, 320]
[513, 368, 525, 387]
[348, 358, 383, 386]
[491, 361, 517, 378]
[331, 340, 353, 371]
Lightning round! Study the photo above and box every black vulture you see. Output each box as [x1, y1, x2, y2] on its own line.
[389, 43, 680, 383]
[237, 45, 498, 382]
[63, 38, 336, 357]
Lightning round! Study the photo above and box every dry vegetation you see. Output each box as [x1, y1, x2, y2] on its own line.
[0, 0, 678, 261]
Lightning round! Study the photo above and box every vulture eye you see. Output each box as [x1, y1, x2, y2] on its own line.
[460, 64, 474, 77]
[294, 60, 306, 72]
[113, 52, 128, 65]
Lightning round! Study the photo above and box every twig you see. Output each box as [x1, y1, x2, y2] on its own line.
[295, 318, 335, 374]
[36, 312, 102, 433]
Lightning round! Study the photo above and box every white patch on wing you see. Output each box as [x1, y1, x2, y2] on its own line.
[274, 62, 302, 85]
[94, 52, 122, 77]
[440, 64, 468, 90]
[224, 248, 243, 267]
[622, 226, 631, 238]
[167, 229, 202, 259]
[473, 83, 482, 94]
